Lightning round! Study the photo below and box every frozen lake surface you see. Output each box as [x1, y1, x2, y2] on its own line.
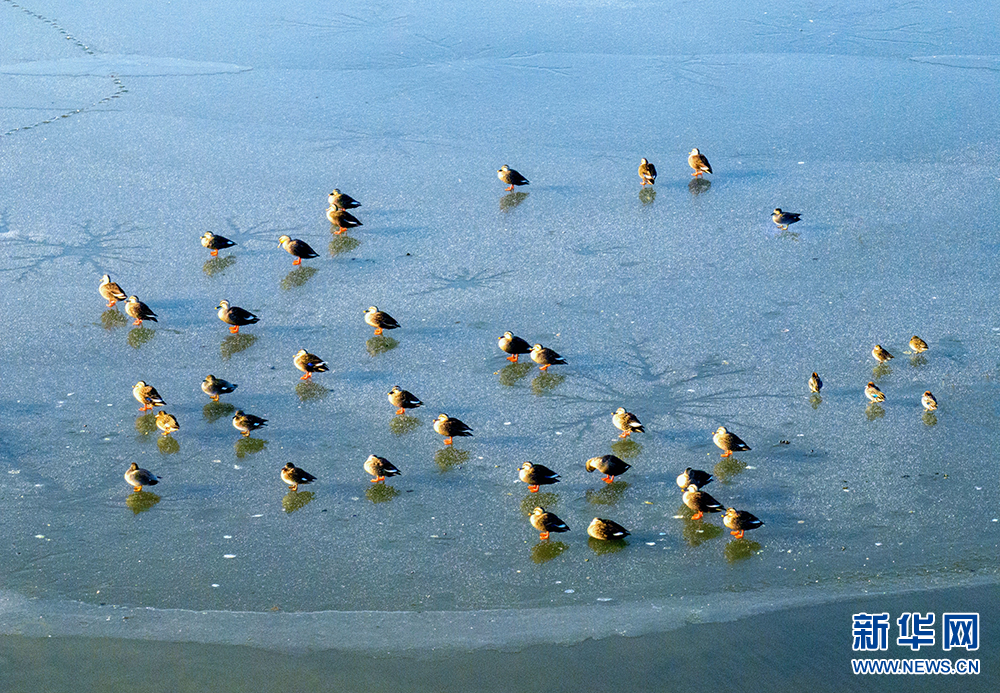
[1, 0, 998, 651]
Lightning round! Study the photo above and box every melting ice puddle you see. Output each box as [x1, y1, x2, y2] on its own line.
[0, 55, 252, 77]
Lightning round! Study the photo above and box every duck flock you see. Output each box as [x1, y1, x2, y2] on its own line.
[102, 150, 940, 550]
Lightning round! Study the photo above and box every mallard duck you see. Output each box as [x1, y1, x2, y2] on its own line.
[155, 411, 179, 436]
[99, 274, 127, 308]
[132, 381, 165, 412]
[433, 413, 472, 445]
[688, 148, 712, 177]
[530, 343, 566, 372]
[638, 158, 657, 185]
[200, 232, 236, 256]
[293, 349, 328, 380]
[530, 507, 569, 541]
[326, 207, 362, 234]
[612, 408, 644, 438]
[921, 391, 937, 411]
[328, 189, 361, 210]
[125, 296, 157, 326]
[723, 507, 764, 539]
[713, 426, 750, 458]
[587, 517, 630, 541]
[498, 331, 531, 363]
[217, 300, 259, 334]
[364, 306, 399, 336]
[872, 344, 894, 363]
[910, 336, 929, 353]
[683, 484, 725, 520]
[518, 461, 560, 492]
[364, 454, 401, 483]
[281, 462, 316, 491]
[233, 409, 267, 437]
[676, 467, 713, 490]
[497, 164, 529, 191]
[585, 455, 630, 484]
[278, 235, 319, 265]
[772, 209, 801, 230]
[124, 462, 159, 493]
[865, 381, 885, 403]
[387, 385, 422, 415]
[809, 372, 823, 393]
[201, 374, 237, 401]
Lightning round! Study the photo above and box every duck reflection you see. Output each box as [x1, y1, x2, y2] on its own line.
[610, 438, 642, 459]
[499, 191, 529, 212]
[366, 336, 399, 356]
[872, 363, 891, 380]
[203, 255, 236, 278]
[434, 447, 470, 472]
[638, 187, 656, 205]
[282, 490, 315, 513]
[585, 481, 628, 506]
[724, 538, 763, 563]
[588, 537, 628, 555]
[235, 436, 267, 458]
[99, 309, 129, 331]
[531, 372, 565, 395]
[280, 266, 318, 291]
[713, 456, 747, 483]
[295, 381, 329, 402]
[498, 362, 532, 387]
[910, 354, 927, 368]
[221, 333, 258, 360]
[388, 414, 422, 436]
[519, 492, 558, 517]
[134, 413, 157, 438]
[688, 178, 711, 196]
[366, 484, 401, 504]
[922, 411, 938, 427]
[157, 436, 180, 455]
[329, 235, 361, 257]
[203, 401, 236, 423]
[865, 403, 885, 421]
[126, 491, 161, 515]
[809, 393, 823, 410]
[530, 541, 568, 564]
[680, 516, 724, 547]
[127, 327, 155, 349]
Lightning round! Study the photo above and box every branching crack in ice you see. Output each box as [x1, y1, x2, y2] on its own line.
[411, 268, 513, 296]
[0, 220, 144, 280]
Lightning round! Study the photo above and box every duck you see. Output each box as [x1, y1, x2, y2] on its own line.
[328, 189, 361, 210]
[612, 408, 644, 438]
[132, 381, 165, 412]
[293, 349, 329, 380]
[155, 411, 179, 436]
[585, 455, 630, 484]
[387, 385, 422, 416]
[217, 300, 259, 334]
[518, 461, 560, 493]
[124, 462, 159, 493]
[326, 207, 362, 235]
[723, 507, 764, 539]
[772, 209, 801, 230]
[530, 343, 566, 372]
[910, 336, 929, 353]
[364, 454, 402, 483]
[498, 331, 532, 363]
[676, 467, 713, 490]
[433, 414, 472, 445]
[865, 381, 885, 403]
[587, 517, 630, 541]
[278, 235, 319, 265]
[281, 462, 316, 492]
[201, 374, 237, 401]
[99, 274, 127, 308]
[497, 164, 529, 191]
[125, 296, 157, 326]
[638, 158, 657, 185]
[200, 232, 236, 256]
[809, 372, 823, 393]
[233, 410, 267, 437]
[688, 148, 712, 177]
[713, 426, 750, 458]
[872, 344, 894, 363]
[530, 507, 570, 541]
[921, 391, 937, 412]
[683, 484, 725, 520]
[364, 306, 400, 336]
